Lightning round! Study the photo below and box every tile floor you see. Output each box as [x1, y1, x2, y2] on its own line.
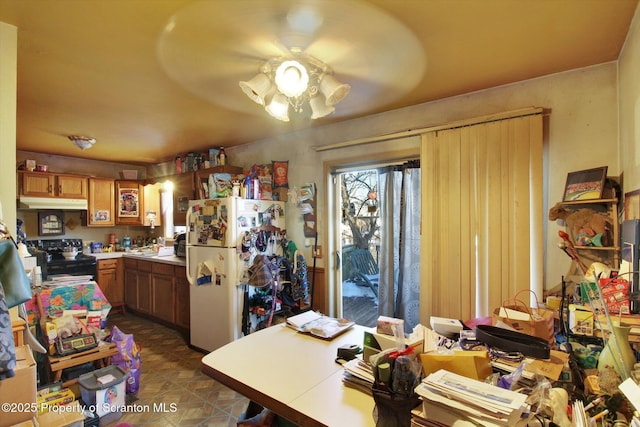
[104, 312, 249, 426]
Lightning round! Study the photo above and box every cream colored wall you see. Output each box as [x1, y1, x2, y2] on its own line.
[0, 22, 18, 320]
[619, 5, 640, 192]
[227, 62, 620, 308]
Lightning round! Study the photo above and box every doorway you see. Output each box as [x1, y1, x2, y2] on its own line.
[330, 159, 421, 329]
[337, 169, 380, 327]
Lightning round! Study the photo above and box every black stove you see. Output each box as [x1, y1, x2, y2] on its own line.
[26, 239, 97, 280]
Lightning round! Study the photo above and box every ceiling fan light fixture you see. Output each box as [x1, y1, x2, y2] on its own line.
[309, 93, 335, 119]
[68, 135, 96, 150]
[265, 92, 290, 122]
[320, 74, 351, 106]
[240, 53, 348, 121]
[274, 60, 309, 98]
[239, 73, 273, 105]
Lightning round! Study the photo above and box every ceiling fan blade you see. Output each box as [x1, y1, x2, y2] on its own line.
[157, 0, 426, 117]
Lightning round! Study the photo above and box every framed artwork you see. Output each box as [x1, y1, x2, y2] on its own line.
[38, 211, 65, 236]
[118, 187, 139, 217]
[625, 189, 640, 220]
[563, 166, 608, 201]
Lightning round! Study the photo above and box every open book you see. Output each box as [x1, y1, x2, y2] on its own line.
[286, 311, 355, 339]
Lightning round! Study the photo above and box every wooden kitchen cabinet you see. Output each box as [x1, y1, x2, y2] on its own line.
[123, 258, 139, 310]
[137, 260, 152, 314]
[123, 257, 189, 332]
[175, 266, 190, 329]
[115, 180, 145, 225]
[87, 178, 115, 226]
[97, 258, 124, 312]
[19, 171, 87, 199]
[151, 263, 175, 323]
[123, 257, 151, 313]
[167, 173, 196, 226]
[143, 182, 163, 228]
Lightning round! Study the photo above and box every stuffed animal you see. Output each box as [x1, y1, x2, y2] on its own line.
[548, 203, 612, 247]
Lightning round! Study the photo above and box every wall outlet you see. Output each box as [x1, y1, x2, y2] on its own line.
[313, 245, 323, 258]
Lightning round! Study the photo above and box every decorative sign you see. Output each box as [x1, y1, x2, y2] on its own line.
[118, 188, 139, 217]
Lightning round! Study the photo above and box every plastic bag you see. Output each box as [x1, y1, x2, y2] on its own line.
[109, 326, 142, 394]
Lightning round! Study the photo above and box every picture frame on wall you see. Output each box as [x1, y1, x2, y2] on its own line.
[38, 211, 64, 236]
[562, 166, 608, 201]
[118, 187, 139, 217]
[625, 189, 640, 220]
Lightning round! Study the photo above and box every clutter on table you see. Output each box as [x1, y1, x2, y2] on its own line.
[340, 305, 640, 427]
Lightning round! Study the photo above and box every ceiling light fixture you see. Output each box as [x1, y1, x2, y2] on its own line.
[68, 135, 96, 150]
[240, 53, 350, 122]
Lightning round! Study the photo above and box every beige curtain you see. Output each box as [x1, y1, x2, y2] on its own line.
[420, 109, 544, 322]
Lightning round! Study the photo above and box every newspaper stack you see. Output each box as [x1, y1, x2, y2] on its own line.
[413, 369, 528, 426]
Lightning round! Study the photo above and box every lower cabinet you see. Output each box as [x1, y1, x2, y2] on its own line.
[175, 266, 190, 329]
[96, 258, 124, 312]
[152, 263, 175, 323]
[123, 257, 189, 331]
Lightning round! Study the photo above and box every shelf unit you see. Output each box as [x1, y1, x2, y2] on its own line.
[558, 198, 620, 269]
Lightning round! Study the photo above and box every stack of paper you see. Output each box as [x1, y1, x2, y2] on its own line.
[414, 369, 528, 426]
[285, 311, 355, 339]
[341, 358, 374, 395]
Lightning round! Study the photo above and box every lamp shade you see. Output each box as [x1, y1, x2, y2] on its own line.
[265, 93, 290, 122]
[239, 73, 273, 105]
[320, 74, 351, 105]
[275, 60, 309, 98]
[309, 94, 335, 119]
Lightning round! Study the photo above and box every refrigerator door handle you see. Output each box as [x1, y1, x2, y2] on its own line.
[185, 245, 196, 285]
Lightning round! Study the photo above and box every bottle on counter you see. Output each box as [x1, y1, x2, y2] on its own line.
[123, 235, 131, 251]
[219, 147, 226, 166]
[175, 156, 182, 174]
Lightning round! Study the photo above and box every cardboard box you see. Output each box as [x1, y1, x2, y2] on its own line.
[363, 330, 423, 362]
[35, 400, 85, 427]
[0, 345, 37, 427]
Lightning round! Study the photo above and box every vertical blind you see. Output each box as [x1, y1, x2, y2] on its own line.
[420, 111, 544, 322]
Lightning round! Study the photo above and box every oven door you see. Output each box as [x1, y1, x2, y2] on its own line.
[47, 258, 97, 279]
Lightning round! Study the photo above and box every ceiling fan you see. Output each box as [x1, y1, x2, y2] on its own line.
[157, 0, 426, 121]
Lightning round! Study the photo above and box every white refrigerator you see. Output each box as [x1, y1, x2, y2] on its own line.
[186, 197, 286, 352]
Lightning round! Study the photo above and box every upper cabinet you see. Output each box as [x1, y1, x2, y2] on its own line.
[19, 171, 87, 199]
[155, 173, 195, 226]
[143, 182, 163, 228]
[115, 180, 145, 226]
[87, 178, 115, 227]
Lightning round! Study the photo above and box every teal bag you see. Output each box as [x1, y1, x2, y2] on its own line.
[0, 238, 32, 308]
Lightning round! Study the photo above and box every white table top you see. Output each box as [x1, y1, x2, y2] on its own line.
[201, 324, 375, 427]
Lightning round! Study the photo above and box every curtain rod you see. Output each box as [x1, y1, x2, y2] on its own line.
[312, 107, 545, 152]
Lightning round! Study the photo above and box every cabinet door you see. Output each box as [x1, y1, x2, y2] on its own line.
[152, 271, 175, 323]
[98, 259, 123, 307]
[143, 183, 163, 227]
[175, 266, 190, 329]
[115, 180, 145, 225]
[88, 178, 115, 226]
[171, 174, 195, 226]
[20, 172, 55, 197]
[57, 174, 87, 198]
[137, 261, 152, 313]
[124, 268, 138, 310]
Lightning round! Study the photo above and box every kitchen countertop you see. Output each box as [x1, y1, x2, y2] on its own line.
[91, 251, 186, 266]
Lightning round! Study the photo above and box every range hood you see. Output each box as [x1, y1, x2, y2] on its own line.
[18, 196, 88, 210]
